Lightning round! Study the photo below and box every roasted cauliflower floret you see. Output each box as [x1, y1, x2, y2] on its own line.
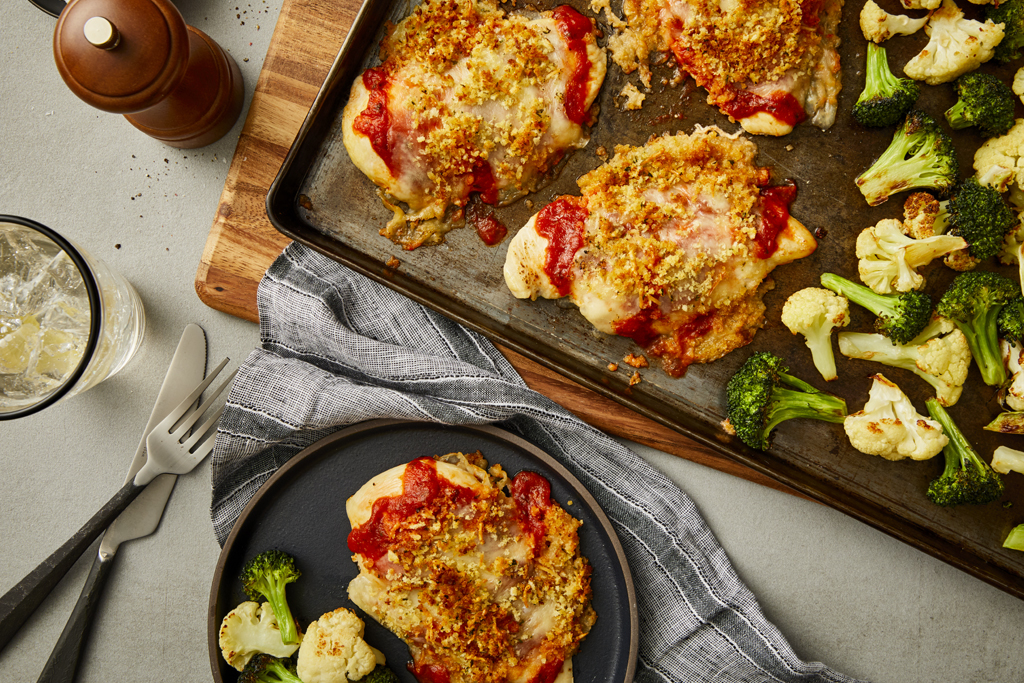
[844, 373, 948, 460]
[781, 287, 850, 381]
[904, 0, 1005, 86]
[901, 0, 942, 10]
[1000, 340, 1024, 411]
[856, 218, 967, 293]
[1014, 68, 1024, 104]
[974, 119, 1024, 192]
[992, 445, 1024, 474]
[838, 316, 971, 406]
[219, 601, 300, 672]
[297, 607, 385, 683]
[862, 0, 929, 42]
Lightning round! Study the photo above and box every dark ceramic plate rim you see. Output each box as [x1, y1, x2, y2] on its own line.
[207, 419, 639, 682]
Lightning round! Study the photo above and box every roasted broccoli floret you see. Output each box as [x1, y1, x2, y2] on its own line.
[987, 0, 1024, 63]
[838, 315, 971, 407]
[856, 111, 959, 206]
[924, 399, 1005, 506]
[936, 271, 1020, 385]
[854, 43, 921, 128]
[945, 73, 1016, 138]
[998, 296, 1024, 344]
[725, 352, 847, 451]
[820, 272, 932, 343]
[239, 653, 303, 683]
[364, 665, 401, 683]
[934, 176, 1016, 259]
[241, 550, 302, 646]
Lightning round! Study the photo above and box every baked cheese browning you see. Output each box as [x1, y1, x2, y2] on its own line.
[341, 0, 607, 250]
[504, 126, 817, 377]
[346, 454, 595, 683]
[591, 0, 843, 135]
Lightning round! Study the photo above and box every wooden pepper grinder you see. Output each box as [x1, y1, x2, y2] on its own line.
[53, 0, 244, 148]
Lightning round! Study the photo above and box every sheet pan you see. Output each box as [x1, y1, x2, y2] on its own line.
[266, 0, 1024, 599]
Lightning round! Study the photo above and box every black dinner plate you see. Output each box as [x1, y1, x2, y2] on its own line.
[208, 419, 638, 683]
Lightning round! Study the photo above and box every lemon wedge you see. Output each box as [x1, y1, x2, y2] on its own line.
[0, 315, 41, 375]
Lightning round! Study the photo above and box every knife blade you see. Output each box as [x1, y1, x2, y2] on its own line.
[35, 323, 208, 683]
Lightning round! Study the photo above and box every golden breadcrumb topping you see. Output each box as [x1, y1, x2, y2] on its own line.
[350, 453, 595, 683]
[576, 127, 766, 307]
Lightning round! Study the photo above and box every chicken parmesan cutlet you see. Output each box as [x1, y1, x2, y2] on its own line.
[504, 126, 817, 377]
[592, 0, 843, 135]
[341, 0, 607, 250]
[346, 453, 595, 683]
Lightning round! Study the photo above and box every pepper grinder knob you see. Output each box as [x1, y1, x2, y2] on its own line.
[53, 0, 244, 148]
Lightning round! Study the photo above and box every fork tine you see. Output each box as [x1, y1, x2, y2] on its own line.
[182, 404, 227, 453]
[159, 357, 230, 434]
[172, 368, 238, 439]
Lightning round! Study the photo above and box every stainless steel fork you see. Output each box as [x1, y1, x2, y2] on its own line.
[0, 359, 236, 652]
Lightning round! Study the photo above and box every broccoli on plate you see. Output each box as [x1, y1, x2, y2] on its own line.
[241, 550, 302, 646]
[936, 271, 1020, 386]
[853, 43, 920, 128]
[239, 653, 303, 683]
[934, 176, 1016, 260]
[838, 315, 970, 407]
[780, 287, 850, 381]
[987, 0, 1024, 63]
[364, 666, 401, 683]
[924, 399, 1005, 506]
[724, 351, 847, 451]
[844, 374, 947, 461]
[945, 73, 1016, 138]
[820, 272, 931, 344]
[856, 110, 958, 206]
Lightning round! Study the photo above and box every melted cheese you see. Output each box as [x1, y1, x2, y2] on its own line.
[346, 453, 595, 683]
[342, 0, 606, 249]
[504, 126, 817, 375]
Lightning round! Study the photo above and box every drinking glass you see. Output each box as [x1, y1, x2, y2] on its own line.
[0, 215, 146, 418]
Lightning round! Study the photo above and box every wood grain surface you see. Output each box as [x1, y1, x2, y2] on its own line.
[194, 0, 804, 498]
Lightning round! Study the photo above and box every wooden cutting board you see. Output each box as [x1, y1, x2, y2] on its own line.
[194, 0, 802, 498]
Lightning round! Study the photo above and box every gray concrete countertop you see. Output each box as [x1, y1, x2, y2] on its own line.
[2, 1, 1023, 682]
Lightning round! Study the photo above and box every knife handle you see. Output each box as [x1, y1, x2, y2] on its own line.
[36, 551, 115, 683]
[0, 481, 144, 653]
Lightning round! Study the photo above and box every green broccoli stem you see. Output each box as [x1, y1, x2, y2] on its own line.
[764, 382, 847, 436]
[820, 273, 897, 318]
[957, 306, 1008, 386]
[263, 582, 299, 645]
[861, 43, 898, 102]
[925, 399, 978, 480]
[944, 99, 973, 130]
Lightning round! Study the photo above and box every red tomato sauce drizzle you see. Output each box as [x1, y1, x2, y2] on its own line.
[509, 471, 552, 554]
[530, 658, 566, 683]
[720, 89, 806, 127]
[756, 181, 798, 259]
[347, 457, 477, 562]
[468, 159, 499, 205]
[409, 661, 451, 683]
[353, 68, 397, 173]
[466, 202, 507, 245]
[552, 6, 592, 124]
[612, 307, 661, 349]
[535, 198, 587, 297]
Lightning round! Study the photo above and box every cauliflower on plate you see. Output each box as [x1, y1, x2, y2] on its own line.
[219, 601, 301, 672]
[861, 0, 929, 42]
[901, 0, 942, 9]
[1014, 68, 1024, 104]
[1000, 339, 1024, 411]
[844, 374, 948, 460]
[856, 218, 967, 293]
[297, 607, 385, 683]
[975, 119, 1024, 192]
[904, 0, 1005, 86]
[992, 445, 1024, 474]
[781, 287, 850, 381]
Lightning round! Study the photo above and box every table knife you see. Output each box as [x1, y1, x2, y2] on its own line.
[35, 323, 207, 683]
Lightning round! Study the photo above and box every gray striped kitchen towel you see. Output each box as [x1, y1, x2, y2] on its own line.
[211, 242, 861, 683]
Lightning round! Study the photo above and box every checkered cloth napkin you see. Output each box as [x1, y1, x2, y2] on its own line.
[210, 242, 861, 683]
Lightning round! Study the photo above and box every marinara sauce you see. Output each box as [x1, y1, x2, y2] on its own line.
[755, 181, 798, 259]
[347, 458, 477, 562]
[534, 197, 587, 297]
[353, 68, 396, 173]
[551, 5, 593, 124]
[509, 470, 552, 553]
[719, 89, 807, 128]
